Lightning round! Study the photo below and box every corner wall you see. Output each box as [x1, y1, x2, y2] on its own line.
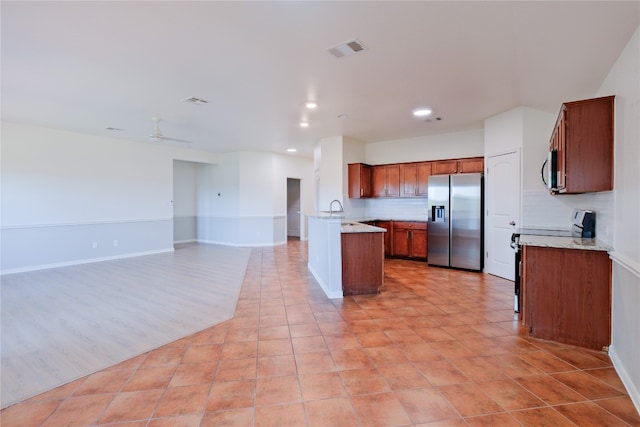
[196, 151, 313, 246]
[597, 25, 640, 411]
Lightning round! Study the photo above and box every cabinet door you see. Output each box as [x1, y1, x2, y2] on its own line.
[371, 165, 387, 197]
[376, 221, 392, 256]
[410, 229, 428, 259]
[372, 165, 400, 197]
[563, 96, 613, 193]
[400, 163, 417, 197]
[392, 228, 410, 257]
[522, 245, 611, 350]
[458, 157, 484, 174]
[348, 163, 371, 198]
[415, 162, 431, 196]
[386, 164, 400, 197]
[432, 160, 458, 175]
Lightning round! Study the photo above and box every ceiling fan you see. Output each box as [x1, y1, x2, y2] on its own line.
[148, 117, 190, 143]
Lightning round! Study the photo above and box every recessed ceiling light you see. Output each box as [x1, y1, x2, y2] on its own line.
[305, 101, 317, 109]
[412, 108, 432, 117]
[105, 127, 124, 131]
[286, 148, 297, 153]
[300, 121, 309, 128]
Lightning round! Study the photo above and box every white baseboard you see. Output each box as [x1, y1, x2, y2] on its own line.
[1, 248, 175, 276]
[609, 344, 640, 414]
[173, 239, 197, 244]
[197, 239, 283, 248]
[307, 262, 343, 299]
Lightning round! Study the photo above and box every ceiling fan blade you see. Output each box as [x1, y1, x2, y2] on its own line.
[147, 117, 190, 143]
[156, 136, 191, 143]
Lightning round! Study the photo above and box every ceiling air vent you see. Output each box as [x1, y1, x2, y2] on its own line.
[326, 39, 366, 58]
[181, 96, 208, 105]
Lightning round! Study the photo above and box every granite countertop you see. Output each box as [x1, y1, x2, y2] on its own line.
[349, 217, 428, 223]
[519, 234, 612, 252]
[340, 221, 386, 233]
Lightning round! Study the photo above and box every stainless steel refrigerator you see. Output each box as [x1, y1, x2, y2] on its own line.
[427, 173, 483, 271]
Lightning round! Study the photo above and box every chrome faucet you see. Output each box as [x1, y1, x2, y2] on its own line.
[329, 199, 343, 215]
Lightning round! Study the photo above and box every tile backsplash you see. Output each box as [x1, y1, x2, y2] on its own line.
[363, 197, 430, 221]
[522, 189, 614, 244]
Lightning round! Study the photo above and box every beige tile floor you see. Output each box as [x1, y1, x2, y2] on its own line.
[1, 240, 639, 426]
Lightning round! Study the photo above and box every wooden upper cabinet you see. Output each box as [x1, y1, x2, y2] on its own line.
[353, 157, 479, 199]
[432, 157, 483, 175]
[432, 159, 458, 175]
[416, 162, 431, 196]
[372, 164, 400, 197]
[348, 163, 371, 198]
[400, 162, 431, 197]
[458, 157, 484, 173]
[400, 163, 417, 197]
[550, 95, 614, 194]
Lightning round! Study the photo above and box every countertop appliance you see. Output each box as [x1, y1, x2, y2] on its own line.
[427, 173, 483, 271]
[571, 209, 596, 237]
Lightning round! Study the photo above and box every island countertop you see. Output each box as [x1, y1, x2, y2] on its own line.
[340, 221, 386, 233]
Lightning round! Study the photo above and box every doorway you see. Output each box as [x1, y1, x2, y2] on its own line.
[287, 178, 301, 239]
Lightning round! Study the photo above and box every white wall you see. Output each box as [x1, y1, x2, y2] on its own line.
[316, 136, 344, 213]
[0, 121, 217, 273]
[0, 121, 312, 271]
[272, 153, 314, 241]
[197, 151, 313, 246]
[365, 129, 484, 165]
[484, 108, 525, 157]
[597, 25, 640, 411]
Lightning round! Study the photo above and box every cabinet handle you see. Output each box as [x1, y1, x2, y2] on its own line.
[360, 188, 363, 197]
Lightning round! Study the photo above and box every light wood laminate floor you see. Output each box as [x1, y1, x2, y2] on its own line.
[1, 243, 251, 408]
[1, 240, 638, 426]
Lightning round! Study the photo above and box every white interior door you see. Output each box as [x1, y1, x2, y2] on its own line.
[486, 150, 520, 280]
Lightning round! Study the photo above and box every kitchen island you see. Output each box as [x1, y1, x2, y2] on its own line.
[307, 215, 385, 298]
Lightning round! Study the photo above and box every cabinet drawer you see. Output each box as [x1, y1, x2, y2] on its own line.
[393, 221, 427, 231]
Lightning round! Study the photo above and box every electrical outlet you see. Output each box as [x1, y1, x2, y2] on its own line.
[113, 240, 119, 247]
[92, 242, 98, 249]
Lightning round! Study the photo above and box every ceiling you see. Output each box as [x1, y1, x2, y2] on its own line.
[2, 1, 638, 158]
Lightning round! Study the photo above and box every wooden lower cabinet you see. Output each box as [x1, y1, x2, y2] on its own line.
[521, 245, 611, 350]
[341, 231, 384, 296]
[391, 221, 427, 259]
[374, 220, 393, 256]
